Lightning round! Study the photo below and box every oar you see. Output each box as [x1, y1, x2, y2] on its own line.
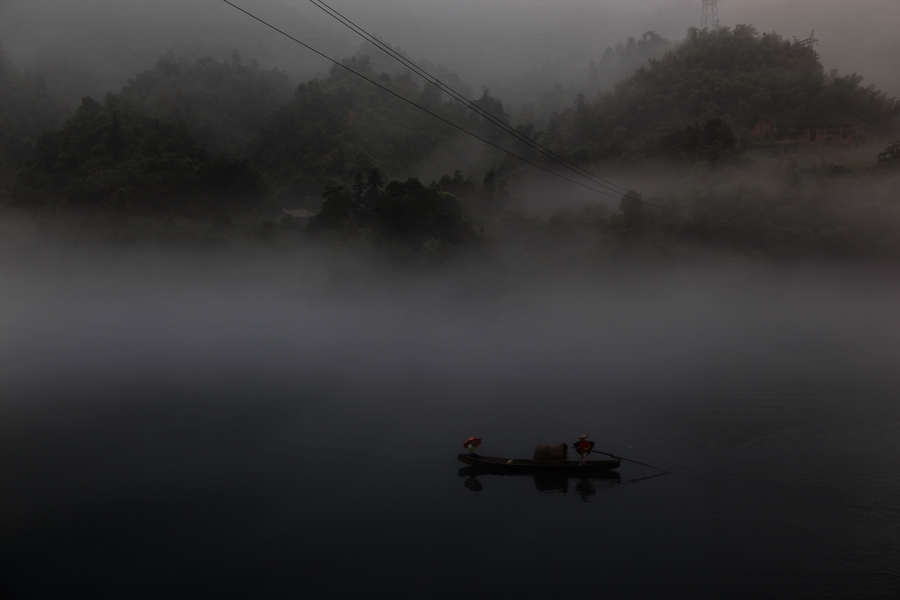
[591, 450, 671, 474]
[623, 472, 669, 484]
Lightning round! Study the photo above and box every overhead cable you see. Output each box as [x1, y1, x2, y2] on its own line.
[220, 0, 674, 207]
[308, 0, 654, 201]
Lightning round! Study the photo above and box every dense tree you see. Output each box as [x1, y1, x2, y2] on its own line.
[590, 31, 674, 90]
[877, 140, 900, 169]
[545, 26, 899, 161]
[374, 178, 477, 247]
[311, 172, 480, 256]
[249, 57, 502, 202]
[472, 89, 511, 143]
[0, 40, 69, 196]
[115, 52, 294, 157]
[654, 118, 738, 164]
[436, 169, 477, 198]
[14, 95, 266, 211]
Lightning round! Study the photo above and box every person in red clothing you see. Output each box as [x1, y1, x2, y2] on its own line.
[573, 434, 595, 465]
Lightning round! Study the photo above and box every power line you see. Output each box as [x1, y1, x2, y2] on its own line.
[306, 0, 681, 207]
[219, 0, 680, 209]
[219, 0, 634, 201]
[307, 0, 638, 200]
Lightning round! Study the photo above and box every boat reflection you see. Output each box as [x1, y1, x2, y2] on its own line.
[459, 466, 623, 500]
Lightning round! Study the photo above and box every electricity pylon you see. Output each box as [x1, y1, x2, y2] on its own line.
[793, 29, 818, 47]
[701, 0, 720, 30]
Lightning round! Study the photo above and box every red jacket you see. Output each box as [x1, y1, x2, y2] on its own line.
[574, 440, 595, 455]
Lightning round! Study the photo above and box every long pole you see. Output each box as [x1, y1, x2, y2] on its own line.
[591, 450, 670, 474]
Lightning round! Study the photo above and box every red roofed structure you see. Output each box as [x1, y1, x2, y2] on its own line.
[751, 114, 876, 144]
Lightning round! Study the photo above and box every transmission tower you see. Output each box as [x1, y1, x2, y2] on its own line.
[793, 29, 818, 48]
[701, 0, 720, 30]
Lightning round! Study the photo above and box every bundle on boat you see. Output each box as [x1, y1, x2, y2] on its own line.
[532, 443, 568, 461]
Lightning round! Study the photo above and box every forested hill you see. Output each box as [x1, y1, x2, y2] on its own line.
[545, 25, 899, 159]
[7, 50, 506, 212]
[115, 52, 294, 157]
[5, 25, 900, 223]
[4, 52, 294, 212]
[248, 55, 508, 202]
[0, 41, 69, 193]
[13, 96, 266, 212]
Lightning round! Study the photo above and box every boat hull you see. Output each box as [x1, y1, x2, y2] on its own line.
[457, 453, 620, 474]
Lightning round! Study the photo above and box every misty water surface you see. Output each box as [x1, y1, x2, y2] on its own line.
[2, 242, 900, 598]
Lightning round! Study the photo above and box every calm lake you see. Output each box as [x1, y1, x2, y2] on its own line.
[2, 245, 899, 599]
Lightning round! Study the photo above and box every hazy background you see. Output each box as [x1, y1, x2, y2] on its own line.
[2, 0, 898, 106]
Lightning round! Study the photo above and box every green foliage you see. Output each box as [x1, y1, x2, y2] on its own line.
[115, 52, 293, 156]
[374, 178, 476, 246]
[436, 169, 477, 198]
[654, 118, 737, 164]
[0, 40, 69, 195]
[545, 26, 899, 159]
[598, 174, 900, 260]
[249, 59, 496, 202]
[472, 89, 512, 143]
[311, 172, 480, 256]
[877, 140, 900, 168]
[3, 46, 281, 208]
[503, 171, 900, 265]
[314, 169, 383, 235]
[591, 31, 674, 89]
[15, 95, 266, 211]
[612, 190, 645, 232]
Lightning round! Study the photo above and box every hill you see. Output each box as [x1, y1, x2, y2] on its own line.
[14, 95, 266, 212]
[544, 26, 899, 161]
[248, 55, 508, 203]
[0, 40, 69, 197]
[115, 52, 294, 157]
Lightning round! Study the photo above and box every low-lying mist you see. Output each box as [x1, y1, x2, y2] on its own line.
[3, 233, 898, 420]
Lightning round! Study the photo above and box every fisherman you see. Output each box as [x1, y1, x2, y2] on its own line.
[463, 437, 482, 455]
[573, 434, 595, 465]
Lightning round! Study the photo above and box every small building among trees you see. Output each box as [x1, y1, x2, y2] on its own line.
[751, 114, 876, 144]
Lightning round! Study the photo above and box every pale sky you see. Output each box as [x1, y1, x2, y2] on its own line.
[1, 0, 897, 97]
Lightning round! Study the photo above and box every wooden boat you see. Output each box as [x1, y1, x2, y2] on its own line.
[458, 453, 620, 474]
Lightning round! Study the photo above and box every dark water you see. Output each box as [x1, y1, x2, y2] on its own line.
[2, 247, 900, 598]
